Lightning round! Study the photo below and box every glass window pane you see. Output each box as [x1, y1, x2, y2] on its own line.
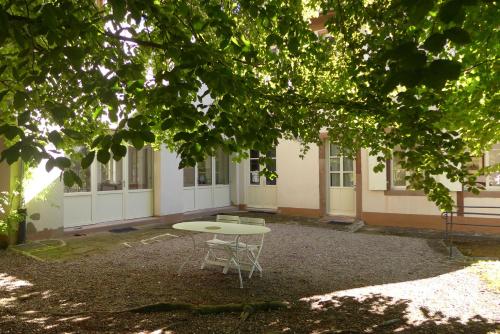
[265, 159, 277, 185]
[97, 158, 123, 191]
[392, 155, 406, 187]
[64, 147, 91, 193]
[215, 149, 229, 185]
[488, 146, 500, 187]
[250, 150, 260, 159]
[330, 173, 340, 187]
[250, 159, 260, 172]
[250, 171, 260, 185]
[128, 147, 153, 190]
[343, 173, 354, 187]
[330, 157, 340, 171]
[343, 157, 354, 172]
[266, 149, 276, 158]
[197, 156, 212, 186]
[183, 166, 195, 187]
[330, 144, 340, 157]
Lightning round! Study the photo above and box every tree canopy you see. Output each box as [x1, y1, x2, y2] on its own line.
[0, 0, 498, 210]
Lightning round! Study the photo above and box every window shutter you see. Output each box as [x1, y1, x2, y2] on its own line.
[368, 154, 387, 190]
[437, 174, 462, 192]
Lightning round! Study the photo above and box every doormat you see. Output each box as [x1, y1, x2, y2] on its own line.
[327, 219, 354, 225]
[109, 227, 138, 233]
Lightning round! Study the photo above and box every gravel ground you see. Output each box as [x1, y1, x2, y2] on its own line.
[0, 223, 499, 333]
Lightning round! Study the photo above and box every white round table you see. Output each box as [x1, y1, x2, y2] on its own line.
[173, 221, 271, 288]
[173, 221, 271, 235]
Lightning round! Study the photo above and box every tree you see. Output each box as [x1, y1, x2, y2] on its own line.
[0, 0, 498, 211]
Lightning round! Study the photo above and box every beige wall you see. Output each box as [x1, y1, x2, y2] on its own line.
[276, 140, 320, 210]
[0, 139, 9, 194]
[361, 149, 449, 216]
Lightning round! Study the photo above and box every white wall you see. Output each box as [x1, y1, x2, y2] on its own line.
[276, 140, 320, 210]
[24, 161, 64, 233]
[154, 146, 184, 216]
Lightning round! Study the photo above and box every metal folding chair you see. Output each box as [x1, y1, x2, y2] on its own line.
[223, 217, 266, 278]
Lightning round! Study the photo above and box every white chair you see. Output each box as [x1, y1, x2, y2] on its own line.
[223, 217, 266, 278]
[200, 215, 240, 269]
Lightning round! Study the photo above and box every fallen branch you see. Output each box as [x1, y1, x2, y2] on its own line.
[39, 301, 289, 317]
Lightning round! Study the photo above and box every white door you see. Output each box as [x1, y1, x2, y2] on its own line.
[182, 149, 231, 212]
[247, 149, 277, 209]
[95, 157, 125, 223]
[328, 143, 356, 216]
[64, 147, 154, 227]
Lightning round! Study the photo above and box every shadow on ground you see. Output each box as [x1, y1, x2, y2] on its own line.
[0, 285, 498, 333]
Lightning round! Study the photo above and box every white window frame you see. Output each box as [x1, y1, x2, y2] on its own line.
[249, 149, 277, 186]
[485, 145, 500, 190]
[329, 144, 355, 188]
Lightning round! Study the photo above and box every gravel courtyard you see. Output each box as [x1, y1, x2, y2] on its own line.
[0, 222, 499, 333]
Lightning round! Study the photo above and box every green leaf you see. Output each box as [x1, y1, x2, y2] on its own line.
[48, 130, 63, 147]
[97, 149, 111, 164]
[111, 143, 127, 158]
[13, 91, 28, 109]
[173, 132, 192, 142]
[444, 27, 471, 45]
[161, 118, 175, 130]
[127, 117, 142, 129]
[81, 151, 95, 169]
[91, 135, 104, 148]
[0, 125, 23, 140]
[423, 33, 447, 53]
[109, 0, 126, 18]
[45, 158, 55, 172]
[63, 170, 77, 187]
[141, 130, 155, 143]
[54, 156, 71, 169]
[0, 90, 8, 102]
[130, 135, 144, 149]
[438, 0, 464, 24]
[423, 59, 462, 89]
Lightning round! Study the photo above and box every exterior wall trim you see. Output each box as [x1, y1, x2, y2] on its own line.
[463, 191, 500, 198]
[279, 207, 321, 217]
[362, 211, 500, 234]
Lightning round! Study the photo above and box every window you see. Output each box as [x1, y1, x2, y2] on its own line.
[197, 156, 212, 186]
[249, 149, 277, 185]
[265, 149, 277, 185]
[183, 166, 195, 187]
[97, 157, 123, 191]
[128, 146, 153, 190]
[249, 150, 260, 185]
[465, 143, 500, 190]
[215, 149, 229, 185]
[486, 144, 500, 189]
[64, 147, 91, 193]
[329, 144, 354, 187]
[391, 154, 407, 189]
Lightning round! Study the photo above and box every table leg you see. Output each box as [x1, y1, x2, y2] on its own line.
[235, 235, 243, 288]
[178, 234, 197, 275]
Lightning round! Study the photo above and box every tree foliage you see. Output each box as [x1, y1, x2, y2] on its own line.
[0, 0, 498, 210]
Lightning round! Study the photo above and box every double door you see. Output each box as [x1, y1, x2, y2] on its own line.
[63, 147, 153, 227]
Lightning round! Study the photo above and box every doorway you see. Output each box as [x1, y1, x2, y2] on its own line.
[327, 143, 356, 216]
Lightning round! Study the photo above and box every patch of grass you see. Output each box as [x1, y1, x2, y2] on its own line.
[454, 240, 500, 258]
[13, 225, 188, 261]
[470, 261, 500, 292]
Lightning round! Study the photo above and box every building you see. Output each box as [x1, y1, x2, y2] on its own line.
[1, 136, 498, 240]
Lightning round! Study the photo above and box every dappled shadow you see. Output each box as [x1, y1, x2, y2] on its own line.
[1, 222, 499, 333]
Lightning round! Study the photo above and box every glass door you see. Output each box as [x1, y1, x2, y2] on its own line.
[328, 143, 356, 216]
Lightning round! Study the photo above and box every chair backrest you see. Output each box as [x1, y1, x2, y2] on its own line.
[216, 215, 240, 224]
[239, 217, 265, 226]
